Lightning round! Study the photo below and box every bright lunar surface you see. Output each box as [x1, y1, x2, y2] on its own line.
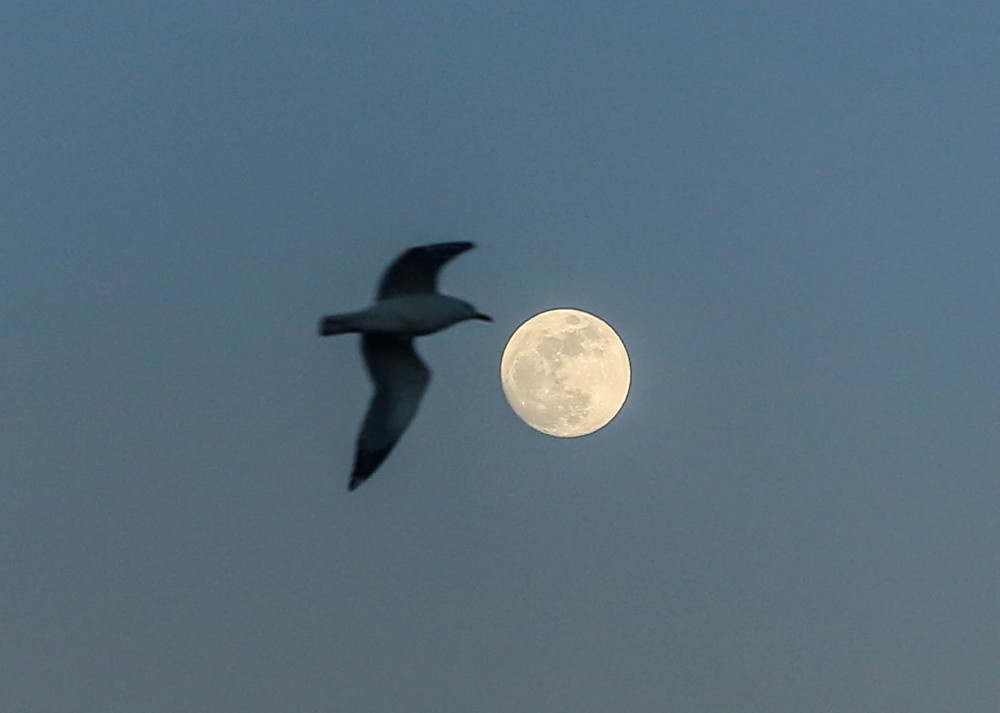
[501, 309, 631, 437]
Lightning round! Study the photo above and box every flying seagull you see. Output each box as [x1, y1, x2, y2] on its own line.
[319, 241, 492, 491]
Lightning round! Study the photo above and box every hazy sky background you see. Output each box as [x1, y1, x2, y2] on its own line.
[3, 1, 1000, 711]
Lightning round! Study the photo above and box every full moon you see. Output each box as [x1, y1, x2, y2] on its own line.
[500, 309, 631, 437]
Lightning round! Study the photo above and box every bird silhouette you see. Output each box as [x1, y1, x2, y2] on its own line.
[318, 242, 491, 491]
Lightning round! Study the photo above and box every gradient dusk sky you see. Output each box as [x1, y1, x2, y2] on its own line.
[3, 2, 1000, 711]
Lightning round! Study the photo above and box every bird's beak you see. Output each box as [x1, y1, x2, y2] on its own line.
[474, 313, 493, 322]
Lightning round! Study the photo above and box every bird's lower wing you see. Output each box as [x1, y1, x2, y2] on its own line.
[350, 335, 431, 490]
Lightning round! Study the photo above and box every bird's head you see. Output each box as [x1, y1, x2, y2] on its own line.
[460, 300, 492, 323]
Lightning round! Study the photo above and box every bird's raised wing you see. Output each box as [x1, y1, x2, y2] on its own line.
[375, 241, 475, 300]
[350, 335, 431, 490]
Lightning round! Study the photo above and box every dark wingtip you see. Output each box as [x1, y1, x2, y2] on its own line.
[348, 446, 393, 492]
[348, 468, 367, 491]
[348, 471, 367, 491]
[426, 241, 475, 257]
[475, 313, 493, 322]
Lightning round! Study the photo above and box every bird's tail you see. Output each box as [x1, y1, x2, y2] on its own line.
[318, 314, 355, 336]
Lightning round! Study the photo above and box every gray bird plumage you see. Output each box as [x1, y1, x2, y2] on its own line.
[318, 241, 491, 491]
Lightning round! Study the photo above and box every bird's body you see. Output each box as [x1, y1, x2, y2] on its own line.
[318, 242, 490, 491]
[320, 294, 484, 338]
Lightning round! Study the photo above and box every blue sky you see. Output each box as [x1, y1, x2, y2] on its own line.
[3, 2, 1000, 711]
